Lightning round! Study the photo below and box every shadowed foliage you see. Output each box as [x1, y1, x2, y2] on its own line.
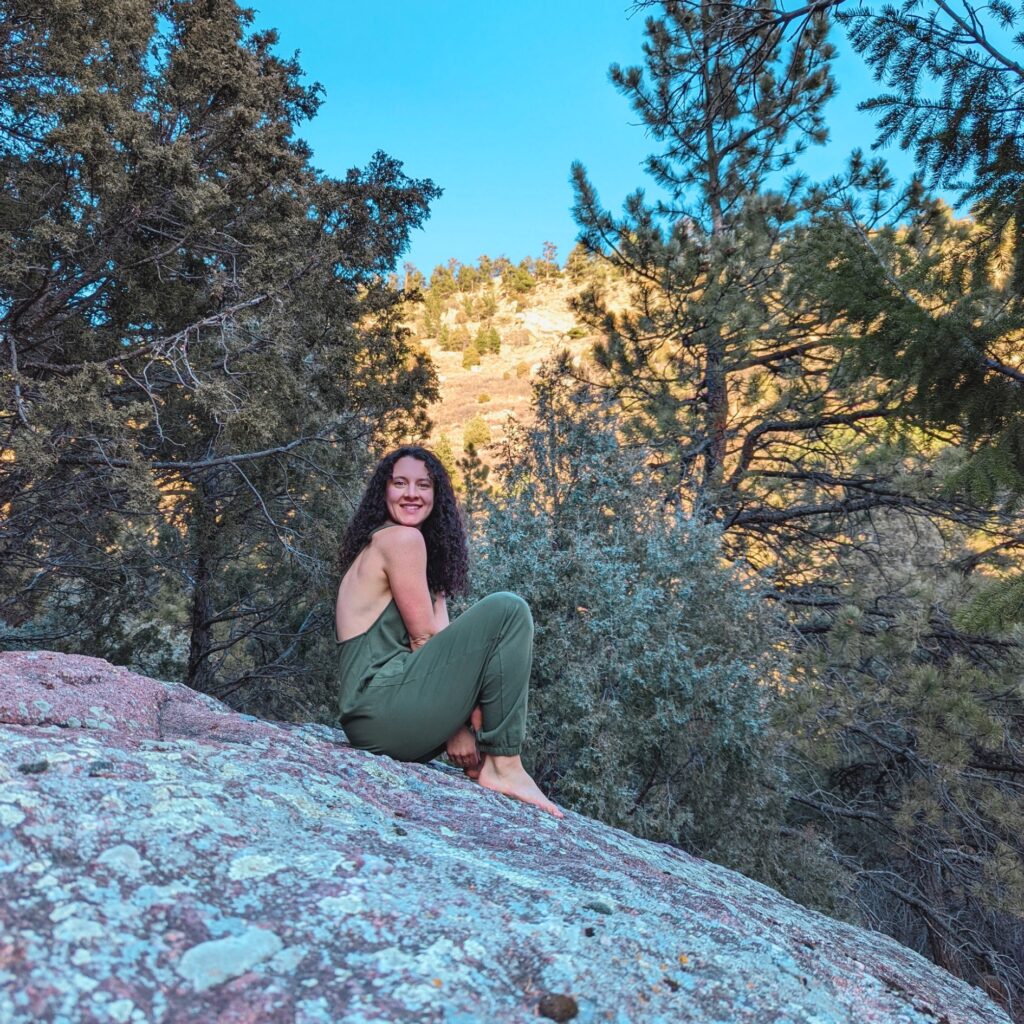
[0, 0, 439, 714]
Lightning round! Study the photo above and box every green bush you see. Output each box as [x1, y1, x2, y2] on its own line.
[438, 324, 464, 352]
[516, 361, 531, 379]
[462, 346, 481, 369]
[461, 374, 839, 904]
[433, 433, 458, 479]
[473, 325, 501, 355]
[478, 290, 498, 319]
[463, 414, 490, 449]
[477, 393, 490, 403]
[502, 264, 535, 295]
[422, 290, 444, 337]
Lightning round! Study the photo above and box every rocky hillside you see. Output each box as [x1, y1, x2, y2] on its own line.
[409, 266, 615, 459]
[1, 650, 1011, 1023]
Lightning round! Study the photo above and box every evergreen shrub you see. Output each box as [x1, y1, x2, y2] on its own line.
[473, 326, 501, 355]
[438, 325, 462, 352]
[422, 290, 444, 337]
[463, 415, 491, 450]
[478, 291, 498, 319]
[433, 434, 458, 479]
[502, 265, 535, 296]
[463, 375, 839, 899]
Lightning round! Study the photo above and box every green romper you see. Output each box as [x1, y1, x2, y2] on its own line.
[337, 529, 532, 763]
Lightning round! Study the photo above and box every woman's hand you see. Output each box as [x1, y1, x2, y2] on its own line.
[445, 725, 480, 771]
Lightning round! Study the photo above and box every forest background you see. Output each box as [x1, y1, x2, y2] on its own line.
[2, 0, 1024, 1018]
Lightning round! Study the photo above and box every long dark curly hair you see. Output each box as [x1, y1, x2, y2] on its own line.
[338, 446, 469, 597]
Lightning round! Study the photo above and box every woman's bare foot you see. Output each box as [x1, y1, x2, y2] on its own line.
[477, 754, 564, 819]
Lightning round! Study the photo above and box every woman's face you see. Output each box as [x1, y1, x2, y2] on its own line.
[385, 455, 435, 528]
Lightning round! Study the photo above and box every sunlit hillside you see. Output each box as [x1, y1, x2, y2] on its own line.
[403, 251, 627, 461]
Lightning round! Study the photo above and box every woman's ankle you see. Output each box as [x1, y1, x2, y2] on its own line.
[485, 754, 525, 774]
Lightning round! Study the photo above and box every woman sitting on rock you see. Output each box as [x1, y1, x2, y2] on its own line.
[335, 445, 562, 819]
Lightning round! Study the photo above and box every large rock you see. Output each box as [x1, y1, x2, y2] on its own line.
[0, 651, 1010, 1024]
[515, 308, 576, 339]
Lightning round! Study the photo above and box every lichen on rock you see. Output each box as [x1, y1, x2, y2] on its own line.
[0, 651, 1012, 1023]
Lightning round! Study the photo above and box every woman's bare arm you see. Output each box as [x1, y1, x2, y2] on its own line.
[433, 593, 449, 631]
[379, 526, 440, 650]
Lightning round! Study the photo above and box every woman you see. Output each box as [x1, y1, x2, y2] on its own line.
[335, 445, 562, 819]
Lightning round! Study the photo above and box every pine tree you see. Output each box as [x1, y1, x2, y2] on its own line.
[784, 505, 1024, 1009]
[472, 325, 501, 355]
[568, 1, 935, 574]
[0, 0, 439, 712]
[841, 1, 1024, 223]
[501, 264, 536, 297]
[428, 262, 458, 298]
[640, 3, 1024, 536]
[573, 3, 1024, 1003]
[815, 1, 1024, 627]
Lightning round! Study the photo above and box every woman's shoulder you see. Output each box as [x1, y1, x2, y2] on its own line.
[372, 523, 426, 554]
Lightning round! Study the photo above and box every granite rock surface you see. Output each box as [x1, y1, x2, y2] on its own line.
[0, 650, 1011, 1024]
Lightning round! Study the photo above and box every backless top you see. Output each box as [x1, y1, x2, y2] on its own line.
[336, 524, 412, 720]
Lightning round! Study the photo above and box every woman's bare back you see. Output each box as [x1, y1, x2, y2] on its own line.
[335, 528, 395, 642]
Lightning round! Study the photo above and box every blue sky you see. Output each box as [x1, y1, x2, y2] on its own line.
[250, 1, 929, 273]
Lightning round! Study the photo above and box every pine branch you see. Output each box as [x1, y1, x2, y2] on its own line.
[932, 0, 1024, 79]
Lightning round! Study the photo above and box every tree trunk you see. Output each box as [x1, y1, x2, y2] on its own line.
[698, 1, 730, 502]
[186, 480, 217, 694]
[702, 330, 729, 496]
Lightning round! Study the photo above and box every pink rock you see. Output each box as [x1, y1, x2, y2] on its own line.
[0, 650, 276, 743]
[0, 652, 1012, 1024]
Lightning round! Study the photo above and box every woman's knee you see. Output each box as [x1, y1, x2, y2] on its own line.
[480, 591, 532, 630]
